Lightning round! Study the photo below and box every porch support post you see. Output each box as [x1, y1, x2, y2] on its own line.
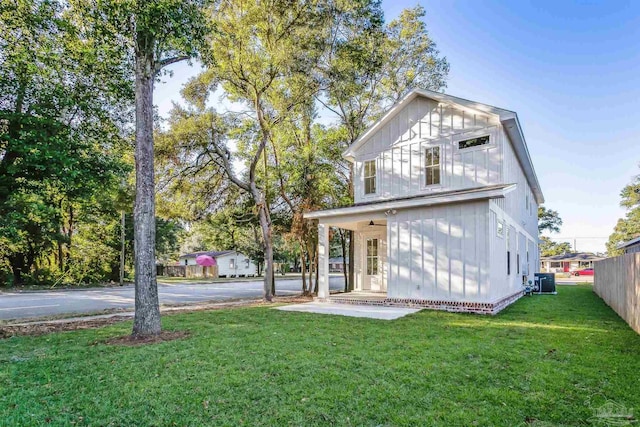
[318, 222, 330, 299]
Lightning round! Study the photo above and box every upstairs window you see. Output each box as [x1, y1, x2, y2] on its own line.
[425, 147, 440, 186]
[364, 160, 376, 195]
[458, 134, 490, 150]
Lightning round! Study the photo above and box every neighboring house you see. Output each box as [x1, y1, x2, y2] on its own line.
[617, 236, 640, 254]
[540, 252, 604, 273]
[304, 89, 544, 314]
[178, 251, 258, 277]
[329, 257, 349, 273]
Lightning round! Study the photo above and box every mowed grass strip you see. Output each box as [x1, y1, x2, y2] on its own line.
[1, 285, 638, 426]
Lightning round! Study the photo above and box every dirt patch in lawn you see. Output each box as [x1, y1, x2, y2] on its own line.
[0, 315, 132, 339]
[104, 330, 190, 346]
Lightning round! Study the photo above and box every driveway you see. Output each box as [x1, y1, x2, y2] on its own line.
[0, 276, 345, 321]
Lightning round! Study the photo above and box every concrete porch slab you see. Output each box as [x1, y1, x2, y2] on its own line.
[275, 302, 421, 320]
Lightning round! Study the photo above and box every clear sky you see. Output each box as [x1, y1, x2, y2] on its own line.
[155, 0, 640, 253]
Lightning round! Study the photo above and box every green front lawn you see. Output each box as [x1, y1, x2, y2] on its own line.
[1, 285, 638, 426]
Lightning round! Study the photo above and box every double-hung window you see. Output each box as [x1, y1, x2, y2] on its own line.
[425, 147, 440, 186]
[364, 160, 377, 195]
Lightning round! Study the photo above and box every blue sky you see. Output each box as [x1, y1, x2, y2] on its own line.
[155, 0, 640, 253]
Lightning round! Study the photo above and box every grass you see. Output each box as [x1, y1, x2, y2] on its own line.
[1, 285, 638, 426]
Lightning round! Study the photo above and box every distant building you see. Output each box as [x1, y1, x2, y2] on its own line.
[329, 257, 349, 273]
[617, 236, 640, 254]
[540, 252, 604, 273]
[178, 250, 257, 277]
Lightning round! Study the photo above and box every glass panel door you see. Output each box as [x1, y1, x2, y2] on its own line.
[366, 238, 379, 275]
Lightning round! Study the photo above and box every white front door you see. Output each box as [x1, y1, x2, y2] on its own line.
[363, 234, 385, 292]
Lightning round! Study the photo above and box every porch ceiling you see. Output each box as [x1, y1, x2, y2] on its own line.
[323, 215, 387, 231]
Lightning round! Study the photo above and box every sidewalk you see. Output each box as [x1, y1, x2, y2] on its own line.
[556, 275, 594, 284]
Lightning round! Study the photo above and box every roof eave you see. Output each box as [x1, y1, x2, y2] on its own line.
[617, 236, 640, 249]
[502, 116, 545, 205]
[304, 184, 515, 220]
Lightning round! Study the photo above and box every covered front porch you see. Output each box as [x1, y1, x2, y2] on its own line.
[314, 212, 389, 300]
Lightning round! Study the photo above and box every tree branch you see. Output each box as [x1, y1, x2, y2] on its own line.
[157, 56, 190, 72]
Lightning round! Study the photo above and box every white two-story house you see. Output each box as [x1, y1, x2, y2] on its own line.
[304, 89, 544, 314]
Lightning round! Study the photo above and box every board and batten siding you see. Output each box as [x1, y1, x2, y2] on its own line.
[353, 97, 502, 204]
[500, 127, 539, 241]
[488, 200, 538, 301]
[386, 201, 490, 302]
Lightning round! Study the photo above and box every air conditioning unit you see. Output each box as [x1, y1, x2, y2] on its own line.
[521, 264, 529, 276]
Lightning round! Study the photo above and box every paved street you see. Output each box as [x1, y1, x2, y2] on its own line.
[0, 276, 345, 321]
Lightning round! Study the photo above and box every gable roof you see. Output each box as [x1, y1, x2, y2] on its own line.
[180, 250, 235, 259]
[342, 89, 544, 204]
[540, 252, 604, 262]
[617, 236, 640, 250]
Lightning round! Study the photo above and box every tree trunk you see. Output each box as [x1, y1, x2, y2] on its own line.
[300, 251, 307, 295]
[65, 205, 74, 271]
[312, 250, 319, 295]
[9, 255, 25, 286]
[57, 241, 64, 272]
[252, 184, 273, 301]
[132, 50, 161, 337]
[271, 261, 276, 296]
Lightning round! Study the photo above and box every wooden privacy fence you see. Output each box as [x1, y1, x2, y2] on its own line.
[594, 253, 640, 334]
[157, 265, 219, 279]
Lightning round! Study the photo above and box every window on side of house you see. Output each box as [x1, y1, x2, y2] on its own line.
[425, 146, 440, 186]
[517, 254, 520, 274]
[245, 259, 250, 268]
[525, 193, 529, 213]
[364, 160, 376, 195]
[507, 251, 511, 275]
[230, 258, 235, 269]
[458, 134, 490, 150]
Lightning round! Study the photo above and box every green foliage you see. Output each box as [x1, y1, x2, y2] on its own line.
[539, 236, 572, 257]
[606, 169, 640, 255]
[537, 205, 563, 234]
[186, 201, 266, 268]
[2, 285, 640, 425]
[0, 0, 133, 286]
[380, 6, 450, 103]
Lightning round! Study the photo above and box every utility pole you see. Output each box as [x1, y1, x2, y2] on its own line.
[120, 211, 125, 286]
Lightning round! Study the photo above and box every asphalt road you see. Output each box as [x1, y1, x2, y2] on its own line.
[0, 276, 345, 321]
